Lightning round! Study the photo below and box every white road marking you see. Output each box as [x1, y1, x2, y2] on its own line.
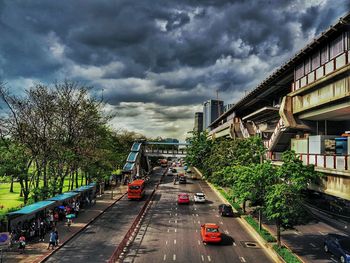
[198, 240, 201, 245]
[166, 241, 168, 245]
[173, 254, 176, 261]
[175, 219, 177, 223]
[207, 255, 211, 262]
[198, 221, 201, 224]
[175, 228, 177, 233]
[239, 256, 246, 262]
[194, 208, 197, 210]
[174, 239, 177, 244]
[331, 258, 337, 263]
[196, 214, 199, 217]
[175, 213, 177, 216]
[294, 231, 301, 236]
[169, 213, 172, 216]
[167, 229, 170, 233]
[233, 242, 237, 246]
[201, 255, 204, 261]
[318, 231, 326, 236]
[220, 221, 223, 225]
[164, 254, 167, 261]
[215, 215, 219, 217]
[310, 243, 316, 248]
[192, 214, 195, 216]
[224, 230, 229, 234]
[169, 220, 171, 223]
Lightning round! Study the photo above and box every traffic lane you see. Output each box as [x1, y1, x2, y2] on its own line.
[281, 220, 348, 263]
[190, 179, 274, 263]
[46, 168, 163, 263]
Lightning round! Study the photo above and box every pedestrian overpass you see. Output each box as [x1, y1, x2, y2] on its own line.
[122, 141, 189, 177]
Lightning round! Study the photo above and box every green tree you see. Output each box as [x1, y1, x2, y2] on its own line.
[264, 150, 320, 247]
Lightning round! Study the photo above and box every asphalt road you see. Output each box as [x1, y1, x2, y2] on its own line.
[45, 168, 163, 263]
[124, 167, 274, 263]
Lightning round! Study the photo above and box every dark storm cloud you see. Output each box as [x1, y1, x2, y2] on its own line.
[0, 0, 348, 138]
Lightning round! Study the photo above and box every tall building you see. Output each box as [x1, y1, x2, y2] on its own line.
[203, 100, 224, 130]
[194, 112, 203, 132]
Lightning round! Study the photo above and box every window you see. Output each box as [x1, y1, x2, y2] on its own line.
[329, 35, 343, 59]
[321, 46, 328, 65]
[311, 51, 320, 70]
[295, 63, 304, 80]
[305, 58, 311, 74]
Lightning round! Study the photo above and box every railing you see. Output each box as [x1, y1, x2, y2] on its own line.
[239, 121, 250, 138]
[292, 50, 349, 92]
[145, 149, 187, 155]
[270, 152, 349, 171]
[264, 118, 284, 149]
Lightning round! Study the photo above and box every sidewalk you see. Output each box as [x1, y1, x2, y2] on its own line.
[3, 185, 127, 263]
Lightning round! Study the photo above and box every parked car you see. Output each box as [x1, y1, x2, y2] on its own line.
[178, 193, 190, 204]
[200, 223, 222, 243]
[218, 204, 234, 217]
[194, 193, 206, 203]
[324, 234, 350, 263]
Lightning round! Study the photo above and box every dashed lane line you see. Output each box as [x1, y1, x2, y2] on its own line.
[164, 254, 167, 261]
[310, 243, 316, 248]
[174, 239, 177, 244]
[207, 255, 212, 262]
[201, 255, 205, 261]
[198, 240, 201, 245]
[173, 254, 176, 261]
[239, 256, 246, 262]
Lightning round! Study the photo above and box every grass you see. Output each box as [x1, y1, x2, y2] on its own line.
[273, 245, 302, 263]
[244, 215, 276, 242]
[0, 175, 88, 216]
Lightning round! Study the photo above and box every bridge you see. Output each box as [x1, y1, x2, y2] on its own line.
[122, 140, 189, 177]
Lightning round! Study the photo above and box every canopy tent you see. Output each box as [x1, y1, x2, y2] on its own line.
[7, 200, 55, 216]
[48, 191, 79, 202]
[123, 162, 135, 172]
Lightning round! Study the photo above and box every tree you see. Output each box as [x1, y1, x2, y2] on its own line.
[264, 150, 320, 247]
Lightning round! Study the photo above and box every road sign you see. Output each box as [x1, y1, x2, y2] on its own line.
[0, 233, 10, 246]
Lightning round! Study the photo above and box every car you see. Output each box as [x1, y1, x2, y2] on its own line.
[200, 223, 222, 243]
[178, 193, 190, 204]
[179, 176, 187, 184]
[324, 234, 350, 263]
[218, 204, 234, 217]
[194, 193, 206, 203]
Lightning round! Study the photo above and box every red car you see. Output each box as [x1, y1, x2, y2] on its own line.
[177, 193, 190, 204]
[201, 223, 222, 243]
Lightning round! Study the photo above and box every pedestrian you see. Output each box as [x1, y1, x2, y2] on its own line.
[49, 212, 54, 228]
[18, 234, 26, 254]
[39, 221, 45, 241]
[54, 228, 59, 247]
[47, 230, 56, 250]
[67, 218, 72, 231]
[53, 211, 59, 226]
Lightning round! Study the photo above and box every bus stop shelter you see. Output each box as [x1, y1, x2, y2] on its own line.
[47, 191, 79, 204]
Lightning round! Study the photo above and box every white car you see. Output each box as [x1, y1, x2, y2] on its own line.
[194, 193, 206, 203]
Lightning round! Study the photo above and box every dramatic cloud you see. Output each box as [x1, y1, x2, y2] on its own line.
[0, 0, 348, 140]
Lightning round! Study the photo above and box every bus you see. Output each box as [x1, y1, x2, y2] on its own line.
[160, 159, 168, 168]
[127, 179, 145, 200]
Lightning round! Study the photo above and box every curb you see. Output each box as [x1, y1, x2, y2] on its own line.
[35, 190, 127, 263]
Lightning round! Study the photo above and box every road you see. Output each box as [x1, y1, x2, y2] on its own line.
[45, 168, 163, 263]
[124, 167, 274, 263]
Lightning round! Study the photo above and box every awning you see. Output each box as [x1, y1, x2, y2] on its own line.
[131, 142, 141, 152]
[7, 200, 55, 216]
[123, 162, 135, 171]
[127, 152, 139, 162]
[48, 191, 79, 201]
[73, 185, 94, 192]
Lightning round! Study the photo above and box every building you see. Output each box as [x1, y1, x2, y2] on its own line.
[209, 13, 350, 202]
[203, 99, 224, 131]
[194, 112, 203, 132]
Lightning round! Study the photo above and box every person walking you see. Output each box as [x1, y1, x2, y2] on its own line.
[39, 221, 45, 241]
[67, 218, 72, 231]
[54, 228, 59, 247]
[18, 234, 26, 254]
[47, 230, 56, 250]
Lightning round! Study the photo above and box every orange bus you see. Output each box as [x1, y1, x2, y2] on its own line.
[127, 179, 145, 200]
[160, 159, 168, 167]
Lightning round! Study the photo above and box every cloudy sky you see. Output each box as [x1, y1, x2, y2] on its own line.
[0, 0, 349, 141]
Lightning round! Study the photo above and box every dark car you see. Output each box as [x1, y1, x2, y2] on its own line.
[218, 204, 234, 217]
[179, 176, 187, 184]
[324, 234, 350, 263]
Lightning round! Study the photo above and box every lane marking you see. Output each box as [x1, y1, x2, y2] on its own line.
[239, 256, 246, 262]
[319, 231, 326, 236]
[175, 213, 177, 216]
[175, 219, 178, 223]
[233, 242, 237, 246]
[220, 221, 223, 225]
[208, 255, 212, 262]
[174, 239, 177, 244]
[196, 214, 199, 217]
[169, 220, 171, 223]
[195, 229, 198, 233]
[166, 241, 168, 245]
[294, 231, 301, 236]
[173, 254, 176, 261]
[224, 230, 229, 235]
[194, 208, 197, 210]
[164, 254, 167, 261]
[215, 215, 219, 217]
[310, 243, 316, 248]
[201, 255, 204, 261]
[198, 240, 201, 245]
[198, 221, 201, 224]
[175, 228, 177, 233]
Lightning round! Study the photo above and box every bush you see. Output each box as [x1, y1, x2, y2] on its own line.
[273, 245, 302, 263]
[244, 215, 276, 242]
